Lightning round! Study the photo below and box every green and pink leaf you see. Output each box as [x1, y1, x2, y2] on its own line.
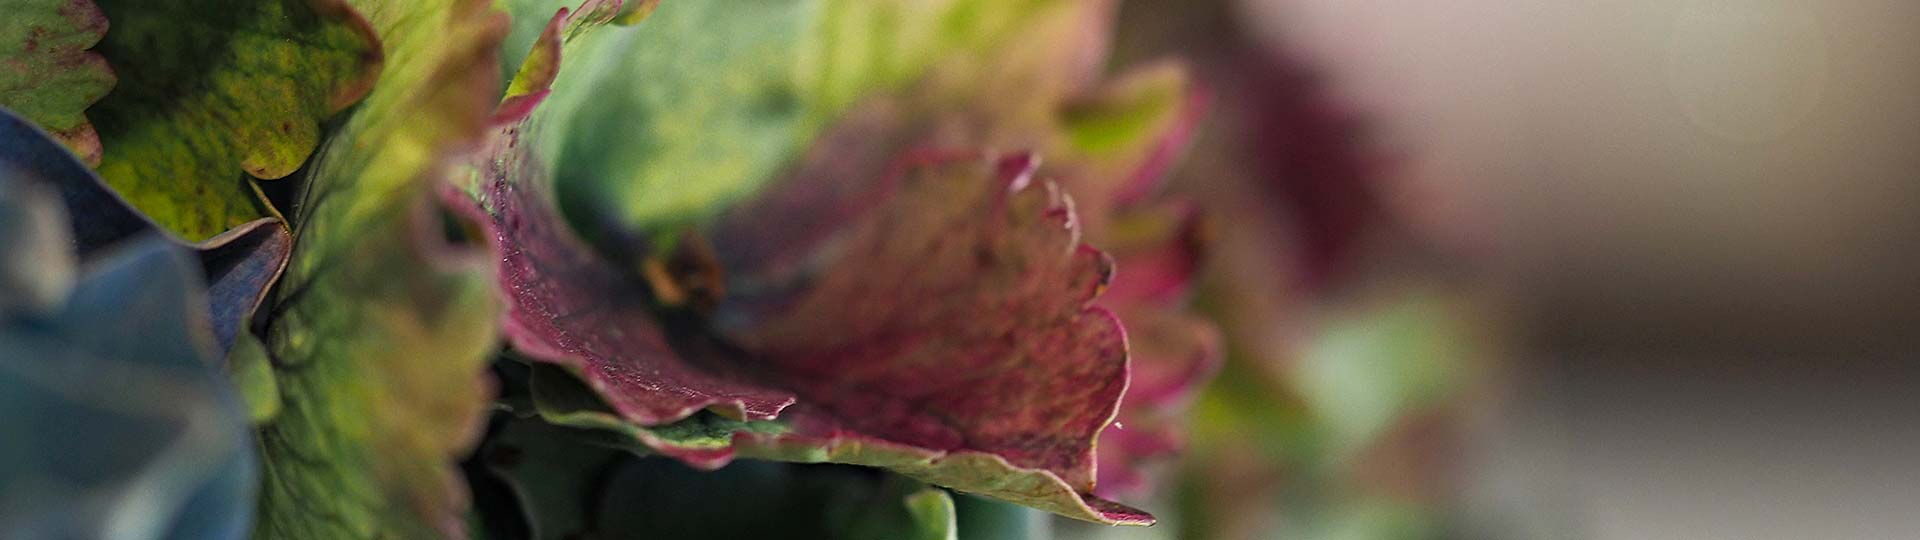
[0, 0, 115, 165]
[462, 143, 1151, 524]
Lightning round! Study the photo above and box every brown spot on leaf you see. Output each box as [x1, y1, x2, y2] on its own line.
[58, 0, 109, 35]
[23, 27, 43, 53]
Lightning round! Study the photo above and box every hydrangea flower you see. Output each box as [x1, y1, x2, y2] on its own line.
[1, 0, 1232, 536]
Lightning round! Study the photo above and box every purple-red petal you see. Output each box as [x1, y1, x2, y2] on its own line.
[707, 152, 1127, 492]
[470, 154, 796, 425]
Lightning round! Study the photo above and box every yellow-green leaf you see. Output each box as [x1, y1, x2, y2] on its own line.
[248, 1, 506, 537]
[86, 0, 383, 240]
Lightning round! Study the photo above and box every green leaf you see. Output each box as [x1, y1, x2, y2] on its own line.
[227, 330, 281, 423]
[497, 0, 1068, 251]
[900, 488, 961, 540]
[0, 0, 114, 164]
[247, 1, 505, 538]
[85, 0, 383, 240]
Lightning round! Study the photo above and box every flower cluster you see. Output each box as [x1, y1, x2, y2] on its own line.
[1, 1, 1234, 538]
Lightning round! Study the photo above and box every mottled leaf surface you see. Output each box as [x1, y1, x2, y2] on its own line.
[247, 1, 504, 538]
[471, 142, 1148, 523]
[87, 0, 382, 240]
[0, 0, 114, 164]
[943, 43, 1215, 500]
[713, 153, 1125, 490]
[701, 38, 1216, 504]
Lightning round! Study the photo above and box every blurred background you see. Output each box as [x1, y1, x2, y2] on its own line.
[1096, 0, 1920, 538]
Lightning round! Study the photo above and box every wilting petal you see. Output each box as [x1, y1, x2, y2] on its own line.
[472, 147, 797, 425]
[719, 153, 1122, 489]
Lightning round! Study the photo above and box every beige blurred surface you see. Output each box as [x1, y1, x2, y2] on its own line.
[1239, 1, 1920, 538]
[1242, 0, 1920, 355]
